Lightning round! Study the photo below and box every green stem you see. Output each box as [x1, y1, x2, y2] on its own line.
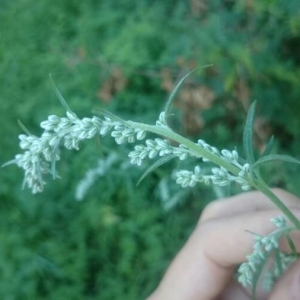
[128, 121, 300, 229]
[252, 180, 300, 229]
[128, 122, 241, 174]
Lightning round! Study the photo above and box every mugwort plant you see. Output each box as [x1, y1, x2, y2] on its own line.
[4, 70, 300, 299]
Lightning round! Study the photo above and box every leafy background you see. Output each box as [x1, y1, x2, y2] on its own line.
[1, 0, 300, 299]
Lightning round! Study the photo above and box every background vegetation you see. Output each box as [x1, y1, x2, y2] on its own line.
[1, 1, 300, 299]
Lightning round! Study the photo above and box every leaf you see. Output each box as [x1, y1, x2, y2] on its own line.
[251, 253, 270, 300]
[164, 65, 212, 118]
[2, 160, 17, 168]
[50, 74, 73, 112]
[137, 155, 175, 186]
[286, 234, 297, 255]
[243, 101, 257, 165]
[18, 120, 33, 136]
[262, 136, 275, 157]
[252, 154, 300, 170]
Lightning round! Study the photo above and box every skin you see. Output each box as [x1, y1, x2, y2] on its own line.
[147, 189, 300, 300]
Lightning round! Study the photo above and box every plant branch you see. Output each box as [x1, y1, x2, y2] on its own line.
[128, 120, 300, 229]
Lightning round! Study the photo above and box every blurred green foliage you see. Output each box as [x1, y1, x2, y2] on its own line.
[1, 0, 300, 299]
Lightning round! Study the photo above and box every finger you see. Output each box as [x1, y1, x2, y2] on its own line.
[268, 258, 300, 300]
[200, 189, 300, 223]
[217, 279, 251, 300]
[199, 209, 300, 268]
[148, 209, 300, 300]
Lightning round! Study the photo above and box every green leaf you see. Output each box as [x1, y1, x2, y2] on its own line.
[137, 155, 175, 186]
[262, 136, 275, 157]
[18, 120, 33, 136]
[243, 101, 257, 165]
[252, 154, 300, 170]
[251, 253, 270, 300]
[2, 160, 17, 168]
[50, 74, 73, 112]
[164, 65, 212, 119]
[286, 234, 297, 255]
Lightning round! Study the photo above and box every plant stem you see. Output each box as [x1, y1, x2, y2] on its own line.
[128, 122, 241, 174]
[128, 121, 300, 229]
[252, 180, 300, 229]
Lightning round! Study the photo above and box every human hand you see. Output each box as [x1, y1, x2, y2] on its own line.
[147, 189, 300, 300]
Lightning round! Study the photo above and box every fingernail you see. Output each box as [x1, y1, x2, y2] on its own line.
[290, 269, 300, 298]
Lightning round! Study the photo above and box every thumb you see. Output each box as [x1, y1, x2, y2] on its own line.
[268, 258, 300, 300]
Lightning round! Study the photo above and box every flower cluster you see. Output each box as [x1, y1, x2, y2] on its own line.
[237, 216, 295, 289]
[175, 166, 210, 187]
[7, 107, 252, 194]
[75, 153, 119, 201]
[263, 252, 297, 291]
[111, 124, 146, 144]
[175, 165, 250, 189]
[196, 139, 220, 160]
[128, 138, 192, 166]
[173, 138, 252, 189]
[155, 112, 168, 128]
[196, 140, 240, 163]
[127, 130, 251, 190]
[7, 111, 146, 193]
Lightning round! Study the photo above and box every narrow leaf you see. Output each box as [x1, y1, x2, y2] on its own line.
[286, 234, 297, 255]
[18, 120, 33, 136]
[252, 154, 300, 170]
[137, 155, 175, 186]
[243, 101, 257, 165]
[164, 65, 212, 117]
[2, 160, 17, 168]
[50, 74, 72, 112]
[262, 136, 275, 157]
